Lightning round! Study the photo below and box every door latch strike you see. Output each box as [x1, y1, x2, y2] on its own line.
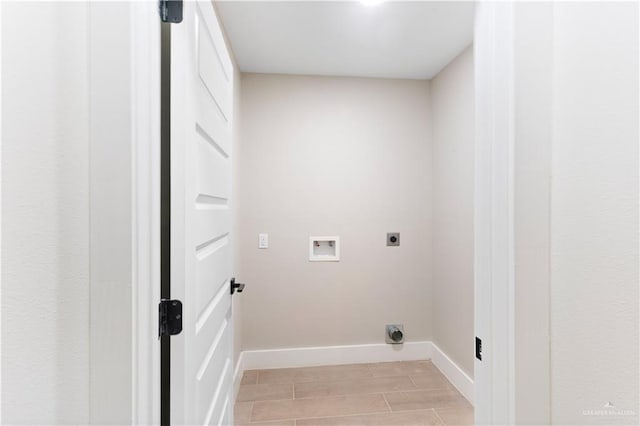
[159, 299, 183, 338]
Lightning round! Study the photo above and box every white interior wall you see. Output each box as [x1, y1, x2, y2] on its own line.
[550, 2, 639, 423]
[513, 2, 553, 424]
[235, 74, 433, 350]
[1, 2, 90, 423]
[1, 2, 160, 423]
[431, 45, 475, 378]
[509, 2, 639, 424]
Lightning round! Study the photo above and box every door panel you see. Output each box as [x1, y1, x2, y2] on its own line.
[195, 242, 231, 317]
[171, 1, 235, 425]
[195, 135, 231, 202]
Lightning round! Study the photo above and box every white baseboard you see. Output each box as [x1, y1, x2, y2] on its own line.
[430, 342, 474, 405]
[232, 341, 473, 405]
[241, 341, 433, 370]
[232, 351, 245, 400]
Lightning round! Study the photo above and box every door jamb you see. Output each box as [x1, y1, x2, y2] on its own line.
[128, 1, 520, 424]
[131, 1, 162, 424]
[474, 1, 516, 424]
[87, 1, 161, 423]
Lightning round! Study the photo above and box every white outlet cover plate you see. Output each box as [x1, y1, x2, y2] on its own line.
[259, 233, 268, 249]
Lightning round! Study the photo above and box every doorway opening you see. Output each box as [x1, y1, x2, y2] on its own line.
[213, 1, 477, 425]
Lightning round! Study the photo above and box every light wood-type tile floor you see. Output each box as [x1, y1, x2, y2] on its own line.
[234, 360, 473, 426]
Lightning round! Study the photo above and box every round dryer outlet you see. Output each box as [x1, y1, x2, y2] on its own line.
[386, 324, 404, 344]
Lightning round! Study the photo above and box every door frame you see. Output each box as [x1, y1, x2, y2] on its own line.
[474, 1, 517, 424]
[130, 1, 162, 424]
[126, 0, 518, 424]
[87, 0, 162, 423]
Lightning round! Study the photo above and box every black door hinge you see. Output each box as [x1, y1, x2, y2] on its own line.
[159, 0, 183, 23]
[475, 336, 482, 361]
[159, 299, 183, 337]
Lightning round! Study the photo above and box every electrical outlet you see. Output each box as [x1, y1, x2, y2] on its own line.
[387, 232, 400, 246]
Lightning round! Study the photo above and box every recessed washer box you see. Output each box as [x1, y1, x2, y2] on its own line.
[309, 236, 340, 262]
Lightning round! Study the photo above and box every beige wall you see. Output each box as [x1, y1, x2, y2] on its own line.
[431, 46, 475, 377]
[236, 74, 433, 350]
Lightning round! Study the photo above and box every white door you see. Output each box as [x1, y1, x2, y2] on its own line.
[170, 1, 235, 425]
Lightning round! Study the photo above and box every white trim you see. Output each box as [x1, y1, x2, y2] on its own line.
[130, 1, 161, 425]
[474, 1, 516, 424]
[430, 342, 474, 405]
[0, 1, 3, 419]
[233, 352, 246, 401]
[233, 341, 474, 405]
[240, 341, 432, 370]
[89, 2, 161, 424]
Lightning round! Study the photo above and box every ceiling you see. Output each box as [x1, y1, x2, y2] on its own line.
[216, 1, 475, 80]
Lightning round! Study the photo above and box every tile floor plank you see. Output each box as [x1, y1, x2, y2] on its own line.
[295, 375, 416, 399]
[435, 406, 474, 425]
[384, 388, 472, 412]
[410, 370, 454, 390]
[257, 364, 372, 385]
[237, 383, 294, 403]
[296, 409, 444, 426]
[241, 370, 259, 385]
[367, 361, 438, 378]
[251, 394, 389, 422]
